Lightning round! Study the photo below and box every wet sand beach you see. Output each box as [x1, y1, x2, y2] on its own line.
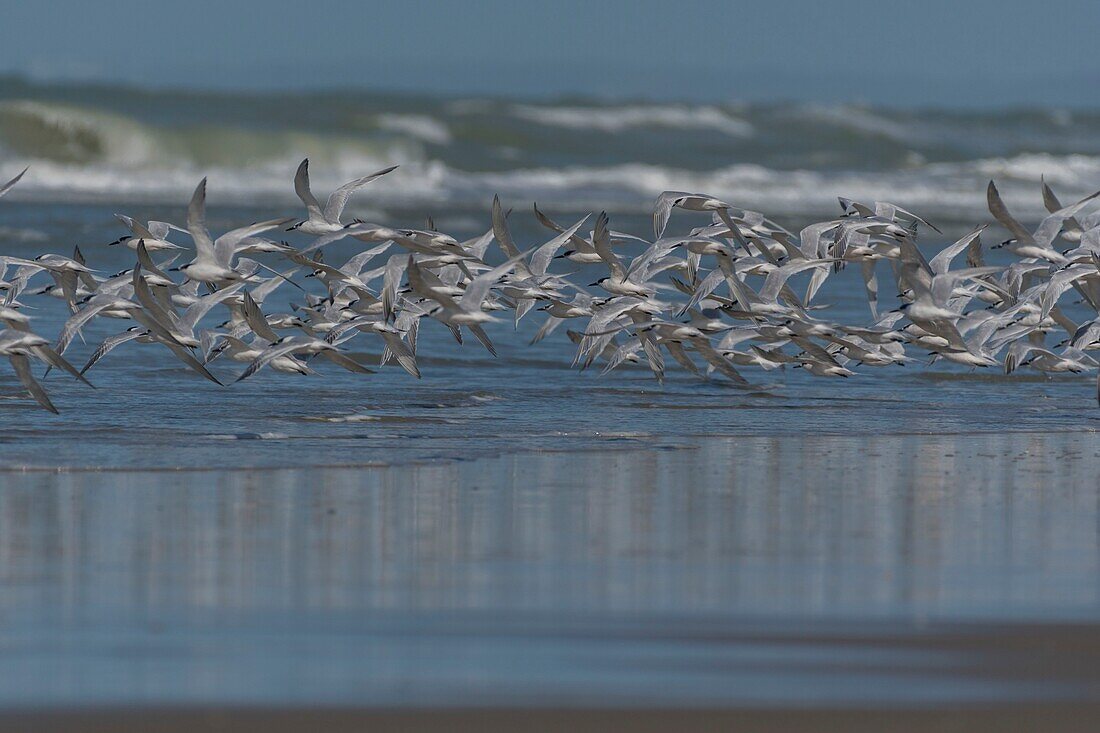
[4, 704, 1100, 733]
[2, 433, 1100, 729]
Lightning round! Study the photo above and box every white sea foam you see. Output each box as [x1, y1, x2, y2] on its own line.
[373, 114, 452, 145]
[428, 157, 1089, 218]
[0, 153, 1091, 220]
[304, 413, 380, 423]
[510, 104, 755, 137]
[791, 104, 914, 143]
[0, 225, 47, 242]
[956, 153, 1100, 187]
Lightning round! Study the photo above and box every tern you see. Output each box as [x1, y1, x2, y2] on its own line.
[288, 158, 398, 235]
[178, 178, 292, 284]
[4, 159, 1100, 413]
[0, 329, 61, 413]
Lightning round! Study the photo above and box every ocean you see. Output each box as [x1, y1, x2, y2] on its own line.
[2, 75, 1099, 220]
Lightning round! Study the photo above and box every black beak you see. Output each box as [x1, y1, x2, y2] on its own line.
[168, 266, 181, 272]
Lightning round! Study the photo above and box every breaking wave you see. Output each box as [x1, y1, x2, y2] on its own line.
[0, 77, 1098, 219]
[510, 103, 755, 137]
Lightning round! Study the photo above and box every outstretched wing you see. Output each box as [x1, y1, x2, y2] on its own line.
[0, 167, 28, 200]
[324, 165, 398, 222]
[294, 159, 324, 221]
[10, 353, 58, 414]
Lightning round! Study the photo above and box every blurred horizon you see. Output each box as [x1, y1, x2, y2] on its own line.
[3, 71, 1100, 111]
[4, 0, 1100, 109]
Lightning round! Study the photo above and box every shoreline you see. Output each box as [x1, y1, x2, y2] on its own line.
[1, 425, 1099, 474]
[5, 706, 1100, 733]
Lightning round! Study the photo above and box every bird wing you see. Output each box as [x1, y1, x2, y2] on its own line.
[691, 338, 749, 385]
[80, 330, 146, 375]
[0, 167, 27, 200]
[591, 212, 626, 280]
[382, 254, 407, 321]
[214, 217, 294, 267]
[147, 221, 174, 240]
[798, 221, 840, 260]
[56, 296, 123, 356]
[491, 196, 534, 279]
[379, 330, 420, 378]
[135, 241, 173, 282]
[652, 191, 690, 241]
[877, 202, 942, 234]
[1004, 341, 1038, 374]
[157, 338, 223, 385]
[324, 165, 398, 222]
[132, 266, 182, 332]
[459, 248, 532, 312]
[240, 291, 281, 343]
[250, 265, 301, 303]
[293, 159, 324, 221]
[9, 353, 58, 413]
[339, 242, 392, 278]
[759, 260, 833, 304]
[986, 180, 1035, 244]
[530, 215, 588, 277]
[235, 339, 316, 382]
[180, 281, 247, 332]
[404, 256, 458, 311]
[187, 178, 216, 260]
[929, 226, 986, 276]
[1032, 189, 1100, 249]
[1042, 178, 1084, 237]
[319, 349, 374, 374]
[31, 344, 94, 388]
[929, 266, 1002, 308]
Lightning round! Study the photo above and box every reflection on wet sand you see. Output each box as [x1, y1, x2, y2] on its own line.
[1, 432, 1099, 719]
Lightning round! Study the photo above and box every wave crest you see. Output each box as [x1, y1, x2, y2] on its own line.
[0, 86, 1097, 219]
[0, 99, 424, 171]
[510, 103, 755, 137]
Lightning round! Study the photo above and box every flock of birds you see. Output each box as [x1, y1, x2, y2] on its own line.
[2, 159, 1100, 414]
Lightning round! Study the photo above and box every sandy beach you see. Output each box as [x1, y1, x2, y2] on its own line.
[2, 433, 1099, 727]
[5, 705, 1100, 733]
